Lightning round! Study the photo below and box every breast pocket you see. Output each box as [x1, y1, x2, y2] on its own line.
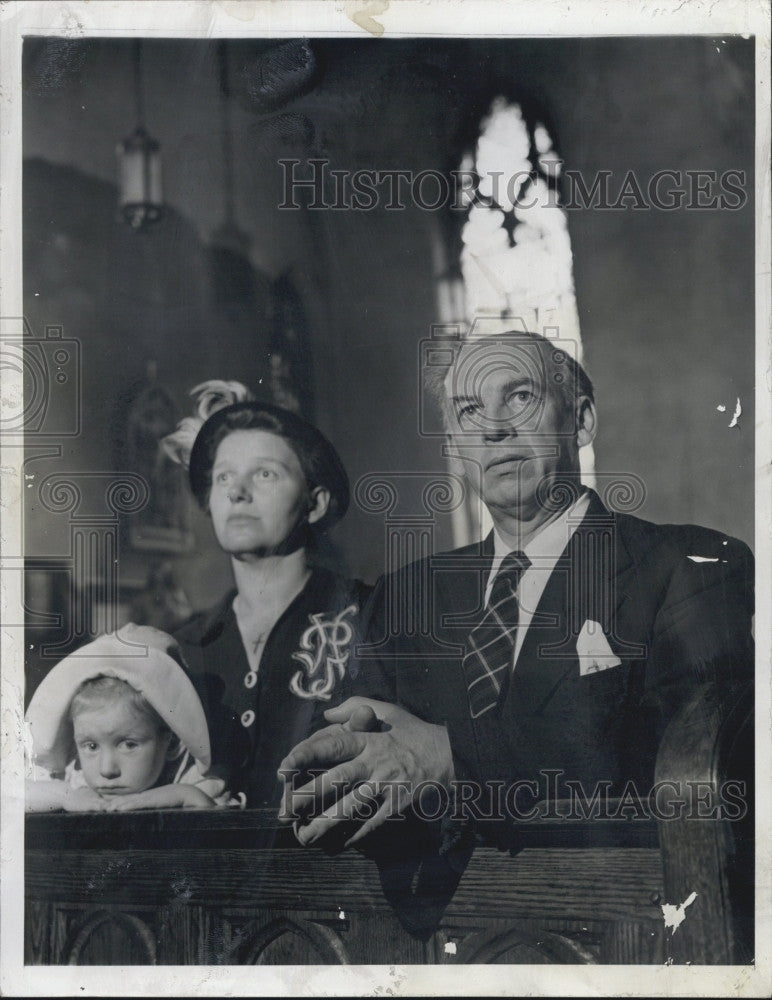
[577, 662, 627, 696]
[565, 664, 630, 740]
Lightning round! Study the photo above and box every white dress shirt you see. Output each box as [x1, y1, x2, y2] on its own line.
[484, 490, 591, 670]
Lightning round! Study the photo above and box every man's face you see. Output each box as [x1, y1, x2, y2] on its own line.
[208, 429, 311, 557]
[73, 700, 171, 796]
[445, 339, 581, 522]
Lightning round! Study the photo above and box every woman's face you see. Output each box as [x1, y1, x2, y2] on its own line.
[208, 429, 314, 557]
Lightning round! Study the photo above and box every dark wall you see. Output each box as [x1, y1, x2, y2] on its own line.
[22, 37, 755, 618]
[22, 159, 259, 611]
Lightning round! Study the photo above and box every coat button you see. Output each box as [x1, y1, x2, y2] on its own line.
[240, 709, 256, 728]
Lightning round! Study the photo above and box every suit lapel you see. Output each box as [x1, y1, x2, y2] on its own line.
[435, 532, 495, 634]
[423, 535, 496, 781]
[507, 491, 641, 715]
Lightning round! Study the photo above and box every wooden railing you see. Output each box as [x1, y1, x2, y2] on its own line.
[25, 683, 752, 966]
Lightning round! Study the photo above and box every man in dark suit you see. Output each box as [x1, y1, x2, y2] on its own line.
[279, 332, 754, 849]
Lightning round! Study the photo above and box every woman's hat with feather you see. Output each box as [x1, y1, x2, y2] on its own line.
[162, 381, 349, 528]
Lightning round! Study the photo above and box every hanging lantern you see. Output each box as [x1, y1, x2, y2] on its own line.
[116, 40, 163, 230]
[117, 126, 162, 229]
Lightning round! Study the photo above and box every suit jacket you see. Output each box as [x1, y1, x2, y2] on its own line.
[353, 491, 754, 833]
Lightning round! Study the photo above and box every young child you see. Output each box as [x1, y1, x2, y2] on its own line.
[25, 623, 230, 812]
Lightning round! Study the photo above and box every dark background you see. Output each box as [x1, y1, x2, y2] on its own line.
[21, 36, 754, 645]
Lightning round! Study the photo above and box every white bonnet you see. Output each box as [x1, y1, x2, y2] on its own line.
[25, 623, 211, 774]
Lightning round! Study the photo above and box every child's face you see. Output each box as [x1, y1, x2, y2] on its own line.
[72, 699, 172, 796]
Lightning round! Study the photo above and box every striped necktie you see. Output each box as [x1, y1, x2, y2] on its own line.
[463, 550, 531, 719]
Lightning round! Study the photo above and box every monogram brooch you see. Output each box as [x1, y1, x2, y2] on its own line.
[289, 604, 358, 701]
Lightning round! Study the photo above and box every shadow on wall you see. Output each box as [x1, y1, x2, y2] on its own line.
[22, 158, 279, 686]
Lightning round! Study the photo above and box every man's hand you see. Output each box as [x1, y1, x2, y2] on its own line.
[277, 696, 454, 847]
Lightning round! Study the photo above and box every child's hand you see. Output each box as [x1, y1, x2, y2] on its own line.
[102, 793, 155, 812]
[61, 786, 110, 812]
[176, 785, 218, 810]
[103, 784, 217, 811]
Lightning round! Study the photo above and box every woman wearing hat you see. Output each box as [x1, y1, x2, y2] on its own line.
[164, 382, 371, 809]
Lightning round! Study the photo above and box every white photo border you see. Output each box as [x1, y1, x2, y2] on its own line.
[1, 1, 770, 996]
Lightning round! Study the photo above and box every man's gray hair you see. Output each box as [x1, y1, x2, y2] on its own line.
[424, 330, 595, 427]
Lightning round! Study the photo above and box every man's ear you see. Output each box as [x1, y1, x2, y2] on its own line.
[307, 486, 331, 525]
[576, 397, 597, 448]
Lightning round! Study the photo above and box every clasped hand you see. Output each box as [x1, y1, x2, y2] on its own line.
[277, 697, 453, 847]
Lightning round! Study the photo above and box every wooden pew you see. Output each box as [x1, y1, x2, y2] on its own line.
[25, 683, 752, 965]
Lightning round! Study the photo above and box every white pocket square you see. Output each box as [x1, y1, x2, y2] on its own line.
[576, 620, 621, 676]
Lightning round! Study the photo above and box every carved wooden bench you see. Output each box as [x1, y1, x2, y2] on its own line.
[25, 682, 752, 965]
